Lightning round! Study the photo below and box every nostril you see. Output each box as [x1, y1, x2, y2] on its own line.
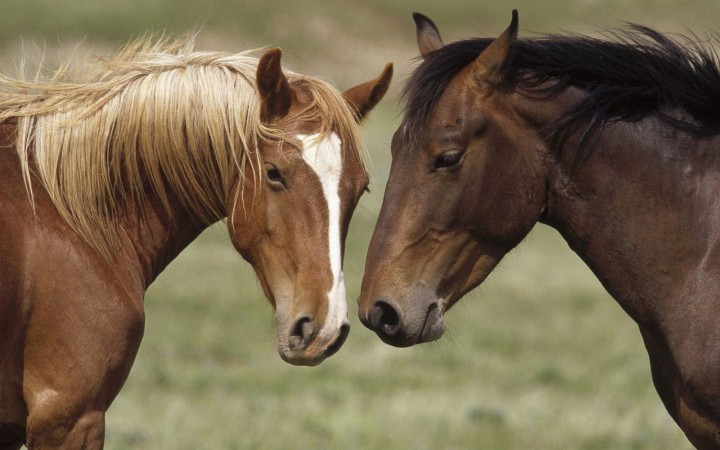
[289, 316, 314, 350]
[370, 300, 401, 336]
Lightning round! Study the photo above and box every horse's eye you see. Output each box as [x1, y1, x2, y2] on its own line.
[265, 163, 285, 187]
[433, 150, 464, 170]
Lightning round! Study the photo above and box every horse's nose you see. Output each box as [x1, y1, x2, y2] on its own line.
[288, 315, 315, 350]
[369, 300, 402, 339]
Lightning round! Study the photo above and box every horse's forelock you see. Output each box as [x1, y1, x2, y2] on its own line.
[291, 77, 370, 174]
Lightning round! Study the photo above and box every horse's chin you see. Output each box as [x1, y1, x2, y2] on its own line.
[277, 347, 327, 366]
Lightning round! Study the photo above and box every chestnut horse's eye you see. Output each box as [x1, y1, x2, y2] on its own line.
[265, 163, 285, 187]
[433, 150, 464, 170]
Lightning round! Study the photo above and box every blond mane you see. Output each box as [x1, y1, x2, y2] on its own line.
[0, 37, 368, 258]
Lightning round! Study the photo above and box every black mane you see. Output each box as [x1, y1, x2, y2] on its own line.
[404, 25, 720, 166]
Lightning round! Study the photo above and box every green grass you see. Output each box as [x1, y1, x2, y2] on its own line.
[0, 1, 709, 448]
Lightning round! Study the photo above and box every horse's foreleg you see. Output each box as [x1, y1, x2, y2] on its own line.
[26, 408, 105, 450]
[22, 292, 145, 450]
[23, 335, 142, 450]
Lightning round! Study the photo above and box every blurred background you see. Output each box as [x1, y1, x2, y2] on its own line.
[3, 1, 718, 448]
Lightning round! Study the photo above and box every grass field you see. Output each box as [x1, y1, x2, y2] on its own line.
[1, 1, 716, 448]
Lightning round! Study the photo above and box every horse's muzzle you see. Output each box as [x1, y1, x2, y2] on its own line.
[361, 298, 445, 347]
[277, 318, 350, 366]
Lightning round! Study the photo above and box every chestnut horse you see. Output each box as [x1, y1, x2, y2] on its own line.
[359, 10, 720, 449]
[0, 38, 392, 449]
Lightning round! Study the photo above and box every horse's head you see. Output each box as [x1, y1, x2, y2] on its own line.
[359, 11, 546, 347]
[229, 49, 392, 365]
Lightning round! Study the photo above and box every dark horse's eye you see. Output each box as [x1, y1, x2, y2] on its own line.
[433, 150, 464, 170]
[265, 163, 285, 187]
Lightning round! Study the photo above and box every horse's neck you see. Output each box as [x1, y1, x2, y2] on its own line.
[118, 191, 212, 288]
[542, 112, 720, 324]
[3, 117, 219, 289]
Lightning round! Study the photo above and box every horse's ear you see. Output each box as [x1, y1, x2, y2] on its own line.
[343, 63, 393, 122]
[413, 12, 444, 56]
[257, 48, 294, 123]
[471, 10, 519, 86]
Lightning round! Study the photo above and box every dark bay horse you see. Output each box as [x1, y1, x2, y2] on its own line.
[0, 38, 392, 449]
[359, 10, 720, 449]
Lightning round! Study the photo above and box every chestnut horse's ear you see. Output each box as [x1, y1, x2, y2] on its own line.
[471, 9, 519, 86]
[413, 12, 444, 56]
[343, 63, 393, 122]
[257, 48, 294, 123]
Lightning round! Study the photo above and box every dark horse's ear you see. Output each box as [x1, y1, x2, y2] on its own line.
[343, 63, 393, 122]
[413, 12, 444, 56]
[471, 10, 519, 86]
[257, 48, 294, 123]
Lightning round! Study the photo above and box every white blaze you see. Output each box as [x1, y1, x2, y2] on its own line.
[297, 133, 347, 337]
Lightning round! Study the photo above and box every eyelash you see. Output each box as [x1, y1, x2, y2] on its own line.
[266, 164, 285, 187]
[433, 150, 464, 170]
